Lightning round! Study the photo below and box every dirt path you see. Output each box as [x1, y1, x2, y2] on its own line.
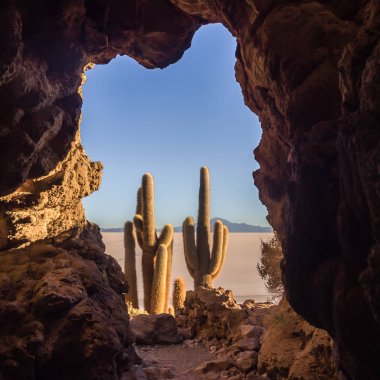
[137, 342, 215, 379]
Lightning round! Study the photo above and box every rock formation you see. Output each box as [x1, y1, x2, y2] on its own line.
[176, 287, 342, 380]
[0, 1, 379, 379]
[0, 223, 138, 380]
[258, 298, 345, 380]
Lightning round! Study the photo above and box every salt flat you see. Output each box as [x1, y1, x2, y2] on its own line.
[102, 232, 273, 305]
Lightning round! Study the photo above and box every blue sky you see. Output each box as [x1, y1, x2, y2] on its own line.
[81, 23, 269, 228]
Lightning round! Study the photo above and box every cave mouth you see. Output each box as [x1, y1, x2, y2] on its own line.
[80, 23, 273, 305]
[81, 23, 267, 230]
[0, 1, 378, 379]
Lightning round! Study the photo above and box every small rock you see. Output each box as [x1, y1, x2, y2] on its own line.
[194, 358, 234, 374]
[236, 351, 258, 372]
[206, 338, 219, 348]
[183, 339, 196, 347]
[179, 326, 194, 340]
[240, 324, 255, 338]
[237, 337, 260, 351]
[210, 345, 218, 353]
[226, 343, 241, 353]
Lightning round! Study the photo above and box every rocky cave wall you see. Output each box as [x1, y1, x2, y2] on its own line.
[0, 1, 379, 379]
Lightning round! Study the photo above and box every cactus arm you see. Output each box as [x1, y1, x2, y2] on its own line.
[150, 244, 168, 314]
[157, 224, 174, 313]
[208, 220, 224, 276]
[158, 224, 174, 248]
[212, 225, 229, 280]
[136, 187, 143, 215]
[183, 222, 196, 278]
[134, 187, 144, 249]
[184, 251, 195, 278]
[183, 216, 198, 271]
[197, 166, 211, 273]
[124, 221, 139, 309]
[133, 214, 143, 232]
[133, 214, 144, 249]
[142, 173, 158, 251]
[164, 239, 173, 313]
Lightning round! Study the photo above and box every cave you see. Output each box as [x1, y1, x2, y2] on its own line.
[0, 1, 379, 379]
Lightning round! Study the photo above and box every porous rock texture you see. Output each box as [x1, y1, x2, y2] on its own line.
[0, 223, 137, 380]
[0, 1, 379, 379]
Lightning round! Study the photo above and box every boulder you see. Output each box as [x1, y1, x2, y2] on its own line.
[236, 351, 258, 373]
[130, 313, 182, 345]
[178, 287, 245, 341]
[237, 338, 260, 351]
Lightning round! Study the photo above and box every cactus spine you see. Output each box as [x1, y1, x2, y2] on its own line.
[134, 173, 174, 313]
[173, 277, 186, 313]
[124, 221, 139, 309]
[183, 167, 229, 288]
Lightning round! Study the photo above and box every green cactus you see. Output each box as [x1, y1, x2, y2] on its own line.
[173, 277, 186, 313]
[133, 173, 174, 313]
[123, 221, 139, 309]
[183, 167, 229, 288]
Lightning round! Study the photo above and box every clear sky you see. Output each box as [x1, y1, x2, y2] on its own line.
[81, 23, 269, 229]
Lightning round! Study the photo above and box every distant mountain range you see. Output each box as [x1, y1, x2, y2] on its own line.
[101, 217, 272, 233]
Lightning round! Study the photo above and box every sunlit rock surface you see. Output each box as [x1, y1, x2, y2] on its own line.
[0, 132, 102, 250]
[0, 1, 379, 379]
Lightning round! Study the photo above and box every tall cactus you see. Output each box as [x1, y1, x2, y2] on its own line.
[124, 221, 139, 309]
[133, 173, 174, 313]
[183, 167, 229, 288]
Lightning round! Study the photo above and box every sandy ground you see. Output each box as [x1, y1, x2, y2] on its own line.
[137, 343, 214, 379]
[102, 232, 273, 305]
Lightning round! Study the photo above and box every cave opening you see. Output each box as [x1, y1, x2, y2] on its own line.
[80, 24, 272, 304]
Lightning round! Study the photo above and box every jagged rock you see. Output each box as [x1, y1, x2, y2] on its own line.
[0, 224, 137, 380]
[131, 314, 182, 345]
[178, 287, 246, 342]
